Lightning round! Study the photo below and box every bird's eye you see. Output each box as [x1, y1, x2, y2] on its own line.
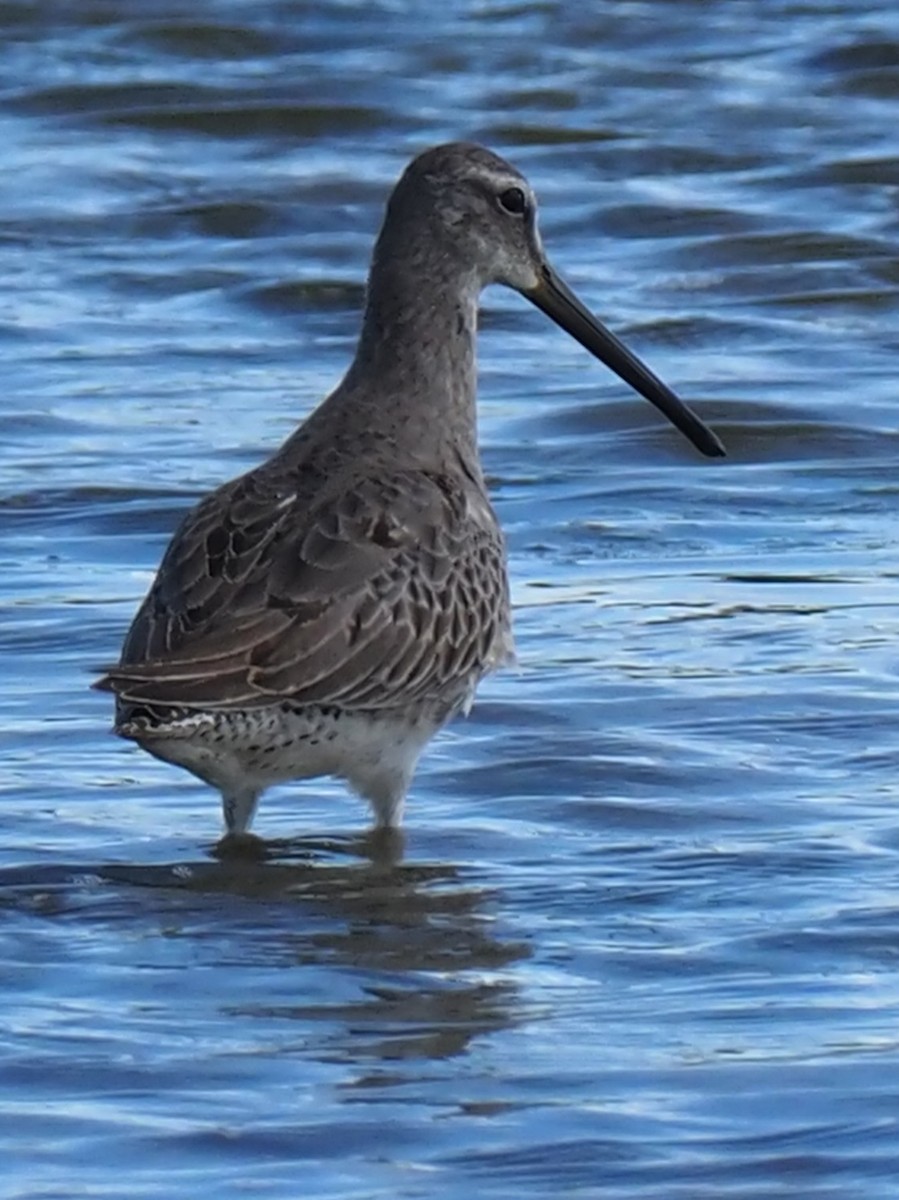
[498, 186, 528, 215]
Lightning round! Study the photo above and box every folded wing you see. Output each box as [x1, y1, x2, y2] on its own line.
[96, 465, 511, 713]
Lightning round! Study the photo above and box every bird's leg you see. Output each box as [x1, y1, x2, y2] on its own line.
[365, 781, 407, 831]
[360, 826, 406, 868]
[221, 788, 260, 835]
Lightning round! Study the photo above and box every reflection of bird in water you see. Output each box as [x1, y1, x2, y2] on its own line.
[97, 142, 724, 843]
[99, 840, 528, 1061]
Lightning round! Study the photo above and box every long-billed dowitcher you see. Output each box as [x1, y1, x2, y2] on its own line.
[97, 142, 724, 841]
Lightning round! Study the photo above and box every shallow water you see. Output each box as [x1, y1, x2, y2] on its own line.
[3, 1, 899, 1197]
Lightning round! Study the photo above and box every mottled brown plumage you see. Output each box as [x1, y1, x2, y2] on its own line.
[97, 142, 723, 839]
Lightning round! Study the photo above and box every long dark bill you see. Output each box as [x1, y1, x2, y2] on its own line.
[526, 263, 725, 458]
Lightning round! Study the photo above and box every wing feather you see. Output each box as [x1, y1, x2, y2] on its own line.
[97, 464, 510, 714]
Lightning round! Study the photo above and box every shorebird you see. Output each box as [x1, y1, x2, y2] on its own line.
[96, 142, 724, 842]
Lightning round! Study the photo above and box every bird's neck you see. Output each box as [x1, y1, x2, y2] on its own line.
[337, 237, 484, 473]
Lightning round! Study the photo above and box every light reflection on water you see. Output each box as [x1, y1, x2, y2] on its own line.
[3, 2, 899, 1198]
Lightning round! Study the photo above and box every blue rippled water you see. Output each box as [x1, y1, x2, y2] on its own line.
[3, 2, 899, 1197]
